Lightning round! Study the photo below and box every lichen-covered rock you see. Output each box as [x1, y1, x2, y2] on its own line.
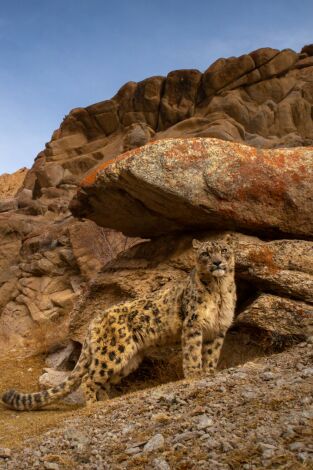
[236, 239, 313, 303]
[71, 138, 313, 239]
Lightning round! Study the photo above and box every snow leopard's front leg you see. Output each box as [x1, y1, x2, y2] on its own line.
[181, 316, 203, 378]
[202, 332, 226, 373]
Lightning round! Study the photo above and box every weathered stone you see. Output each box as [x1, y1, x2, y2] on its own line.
[87, 99, 120, 135]
[39, 368, 85, 404]
[132, 76, 165, 129]
[71, 138, 313, 239]
[152, 458, 170, 470]
[236, 293, 313, 338]
[0, 198, 18, 213]
[202, 54, 255, 96]
[195, 414, 213, 430]
[67, 108, 103, 140]
[258, 49, 298, 80]
[294, 56, 313, 69]
[143, 433, 165, 452]
[0, 447, 11, 458]
[69, 220, 139, 280]
[114, 81, 138, 127]
[158, 69, 202, 130]
[301, 44, 313, 56]
[36, 163, 64, 188]
[236, 239, 313, 303]
[0, 213, 43, 285]
[249, 48, 279, 67]
[45, 341, 77, 370]
[16, 188, 33, 208]
[46, 133, 88, 155]
[50, 289, 76, 308]
[123, 122, 154, 152]
[0, 167, 27, 198]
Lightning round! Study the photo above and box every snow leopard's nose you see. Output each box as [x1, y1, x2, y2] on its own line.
[213, 260, 222, 267]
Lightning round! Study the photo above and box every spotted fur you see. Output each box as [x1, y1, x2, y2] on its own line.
[2, 239, 236, 410]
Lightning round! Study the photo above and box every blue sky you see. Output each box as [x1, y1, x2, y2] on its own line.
[0, 0, 312, 174]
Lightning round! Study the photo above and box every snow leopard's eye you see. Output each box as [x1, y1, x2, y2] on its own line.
[221, 248, 228, 254]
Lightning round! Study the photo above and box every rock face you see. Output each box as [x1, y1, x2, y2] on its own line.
[0, 44, 313, 359]
[0, 168, 27, 199]
[71, 138, 313, 239]
[0, 213, 138, 354]
[236, 293, 313, 338]
[235, 239, 313, 303]
[22, 45, 313, 203]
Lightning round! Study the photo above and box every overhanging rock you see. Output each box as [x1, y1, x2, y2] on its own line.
[70, 138, 313, 238]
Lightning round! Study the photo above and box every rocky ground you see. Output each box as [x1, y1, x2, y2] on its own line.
[0, 339, 312, 470]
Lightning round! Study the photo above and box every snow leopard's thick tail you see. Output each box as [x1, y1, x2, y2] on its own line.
[2, 341, 90, 411]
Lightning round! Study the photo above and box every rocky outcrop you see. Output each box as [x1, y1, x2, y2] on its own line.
[0, 168, 27, 199]
[71, 138, 313, 239]
[235, 239, 313, 303]
[21, 45, 313, 205]
[1, 44, 313, 358]
[235, 293, 313, 339]
[1, 46, 313, 467]
[0, 215, 138, 354]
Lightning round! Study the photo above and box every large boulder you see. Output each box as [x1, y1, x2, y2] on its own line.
[235, 293, 313, 342]
[235, 239, 313, 303]
[71, 138, 313, 239]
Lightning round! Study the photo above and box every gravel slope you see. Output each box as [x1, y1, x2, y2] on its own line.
[1, 340, 312, 470]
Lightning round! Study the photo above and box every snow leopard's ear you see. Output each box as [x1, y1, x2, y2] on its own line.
[192, 239, 211, 250]
[222, 232, 235, 247]
[192, 239, 202, 250]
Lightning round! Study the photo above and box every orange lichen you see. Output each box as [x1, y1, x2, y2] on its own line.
[248, 246, 279, 274]
[81, 152, 131, 187]
[80, 140, 164, 187]
[80, 138, 311, 195]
